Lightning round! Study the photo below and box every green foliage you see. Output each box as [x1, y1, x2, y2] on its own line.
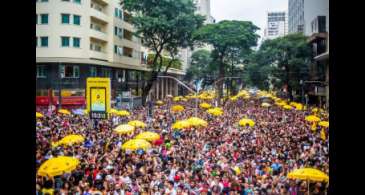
[193, 20, 260, 104]
[185, 49, 217, 82]
[147, 54, 182, 70]
[246, 33, 311, 96]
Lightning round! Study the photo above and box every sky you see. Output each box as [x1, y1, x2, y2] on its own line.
[211, 0, 288, 45]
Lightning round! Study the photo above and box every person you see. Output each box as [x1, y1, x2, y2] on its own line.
[35, 91, 329, 194]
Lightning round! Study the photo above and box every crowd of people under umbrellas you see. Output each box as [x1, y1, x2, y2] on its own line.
[36, 92, 329, 195]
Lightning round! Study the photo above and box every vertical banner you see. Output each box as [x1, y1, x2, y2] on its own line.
[86, 77, 111, 119]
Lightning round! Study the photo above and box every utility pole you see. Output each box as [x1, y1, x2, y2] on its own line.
[58, 62, 63, 110]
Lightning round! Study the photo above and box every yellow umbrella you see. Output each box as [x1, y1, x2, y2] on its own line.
[173, 96, 183, 102]
[283, 105, 293, 110]
[318, 121, 329, 128]
[312, 108, 319, 113]
[109, 108, 119, 114]
[135, 131, 160, 142]
[117, 110, 130, 116]
[305, 115, 321, 122]
[287, 168, 329, 182]
[171, 105, 184, 112]
[57, 134, 85, 146]
[37, 156, 79, 178]
[128, 120, 146, 128]
[207, 108, 223, 116]
[261, 103, 271, 107]
[172, 120, 191, 129]
[114, 124, 135, 134]
[187, 117, 208, 127]
[200, 102, 212, 109]
[36, 112, 44, 118]
[320, 128, 326, 141]
[239, 118, 255, 127]
[121, 139, 151, 151]
[156, 100, 164, 105]
[58, 109, 71, 115]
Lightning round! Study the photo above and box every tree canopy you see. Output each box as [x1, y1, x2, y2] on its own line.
[121, 0, 205, 105]
[193, 20, 260, 104]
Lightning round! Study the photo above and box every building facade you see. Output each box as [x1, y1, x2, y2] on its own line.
[288, 0, 304, 34]
[263, 11, 288, 40]
[36, 0, 184, 108]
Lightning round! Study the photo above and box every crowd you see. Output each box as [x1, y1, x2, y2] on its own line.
[36, 95, 329, 195]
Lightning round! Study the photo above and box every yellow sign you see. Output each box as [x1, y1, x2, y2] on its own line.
[86, 77, 111, 119]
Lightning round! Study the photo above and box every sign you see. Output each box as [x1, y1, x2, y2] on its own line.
[86, 77, 111, 119]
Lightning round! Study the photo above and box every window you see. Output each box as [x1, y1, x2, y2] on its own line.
[36, 14, 38, 24]
[114, 45, 118, 54]
[114, 26, 118, 36]
[37, 66, 47, 78]
[102, 69, 111, 78]
[90, 67, 97, 77]
[60, 65, 80, 78]
[73, 37, 80, 48]
[40, 14, 48, 24]
[61, 14, 70, 24]
[119, 10, 123, 19]
[74, 0, 81, 4]
[115, 8, 118, 17]
[62, 0, 70, 1]
[40, 37, 48, 47]
[41, 0, 48, 2]
[73, 15, 81, 25]
[61, 36, 70, 47]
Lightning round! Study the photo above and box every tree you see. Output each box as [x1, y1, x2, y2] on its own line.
[248, 33, 311, 100]
[121, 0, 205, 105]
[184, 49, 217, 89]
[193, 20, 260, 105]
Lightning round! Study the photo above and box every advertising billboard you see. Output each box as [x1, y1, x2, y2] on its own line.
[86, 77, 111, 119]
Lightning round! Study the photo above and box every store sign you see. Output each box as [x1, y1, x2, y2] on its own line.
[86, 77, 111, 119]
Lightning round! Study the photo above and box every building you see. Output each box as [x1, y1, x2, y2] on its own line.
[180, 0, 215, 72]
[263, 11, 288, 40]
[306, 0, 329, 109]
[289, 0, 329, 36]
[36, 0, 184, 108]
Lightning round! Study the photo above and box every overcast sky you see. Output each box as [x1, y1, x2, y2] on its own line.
[211, 0, 288, 45]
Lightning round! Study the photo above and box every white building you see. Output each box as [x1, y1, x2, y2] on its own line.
[263, 11, 288, 40]
[36, 0, 183, 106]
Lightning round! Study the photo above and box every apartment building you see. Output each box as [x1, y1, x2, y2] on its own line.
[36, 0, 183, 107]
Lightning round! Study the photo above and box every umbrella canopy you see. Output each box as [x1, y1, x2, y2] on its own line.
[172, 120, 191, 129]
[305, 115, 321, 122]
[312, 108, 319, 113]
[166, 94, 173, 98]
[57, 134, 85, 146]
[156, 100, 164, 105]
[128, 120, 146, 128]
[287, 168, 329, 182]
[207, 108, 224, 116]
[173, 96, 183, 102]
[187, 117, 208, 127]
[37, 156, 79, 178]
[117, 110, 130, 116]
[199, 102, 212, 109]
[121, 139, 151, 151]
[135, 131, 160, 142]
[318, 121, 329, 128]
[239, 118, 255, 127]
[171, 105, 184, 112]
[114, 124, 135, 134]
[283, 105, 293, 110]
[109, 108, 119, 114]
[58, 109, 71, 115]
[261, 103, 271, 107]
[36, 112, 44, 118]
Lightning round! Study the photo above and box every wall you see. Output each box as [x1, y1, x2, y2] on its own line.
[304, 0, 329, 36]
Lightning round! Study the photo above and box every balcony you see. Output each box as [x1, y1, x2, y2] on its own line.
[89, 29, 108, 42]
[92, 0, 108, 6]
[90, 8, 109, 23]
[89, 50, 108, 61]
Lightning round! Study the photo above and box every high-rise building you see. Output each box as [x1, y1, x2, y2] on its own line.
[288, 0, 329, 35]
[288, 0, 304, 34]
[263, 11, 288, 40]
[36, 0, 183, 108]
